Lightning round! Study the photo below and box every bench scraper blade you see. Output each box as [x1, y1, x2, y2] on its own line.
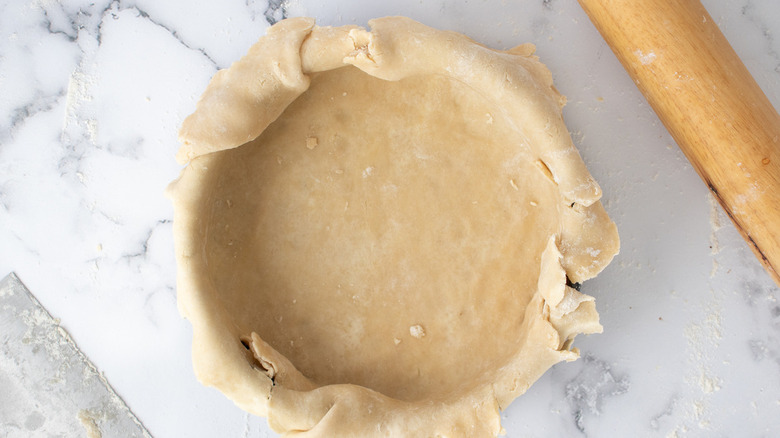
[0, 273, 151, 437]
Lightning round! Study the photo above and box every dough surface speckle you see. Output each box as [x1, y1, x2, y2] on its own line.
[409, 325, 426, 339]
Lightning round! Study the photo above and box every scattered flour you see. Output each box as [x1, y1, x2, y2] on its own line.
[64, 70, 98, 145]
[679, 291, 723, 431]
[708, 193, 723, 277]
[634, 49, 657, 66]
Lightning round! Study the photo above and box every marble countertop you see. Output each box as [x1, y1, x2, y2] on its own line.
[2, 0, 780, 436]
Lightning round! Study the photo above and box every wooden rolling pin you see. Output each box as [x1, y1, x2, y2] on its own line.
[578, 0, 780, 286]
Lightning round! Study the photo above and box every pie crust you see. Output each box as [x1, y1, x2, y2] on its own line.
[168, 16, 619, 437]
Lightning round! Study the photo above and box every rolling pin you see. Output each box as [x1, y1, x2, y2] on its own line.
[577, 0, 780, 286]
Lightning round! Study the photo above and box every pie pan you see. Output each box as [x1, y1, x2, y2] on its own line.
[169, 16, 619, 437]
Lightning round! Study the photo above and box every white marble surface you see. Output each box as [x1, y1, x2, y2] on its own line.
[2, 0, 780, 436]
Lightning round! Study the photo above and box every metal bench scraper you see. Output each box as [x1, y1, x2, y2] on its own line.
[0, 273, 151, 437]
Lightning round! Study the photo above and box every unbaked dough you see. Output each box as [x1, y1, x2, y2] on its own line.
[169, 16, 619, 437]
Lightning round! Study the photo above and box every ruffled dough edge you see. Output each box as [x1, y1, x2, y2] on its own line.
[168, 16, 619, 437]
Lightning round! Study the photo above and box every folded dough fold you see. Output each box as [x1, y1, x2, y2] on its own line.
[176, 17, 315, 163]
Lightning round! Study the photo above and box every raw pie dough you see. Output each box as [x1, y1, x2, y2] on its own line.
[169, 17, 619, 437]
